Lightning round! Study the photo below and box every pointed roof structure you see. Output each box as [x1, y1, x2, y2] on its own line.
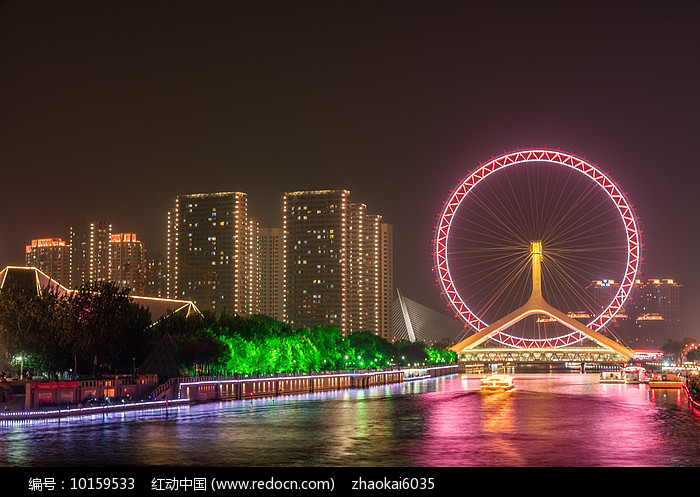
[0, 266, 200, 322]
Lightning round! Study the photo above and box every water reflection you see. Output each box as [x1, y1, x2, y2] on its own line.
[484, 391, 521, 464]
[2, 374, 700, 467]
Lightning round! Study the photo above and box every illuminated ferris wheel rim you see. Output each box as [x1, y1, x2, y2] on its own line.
[434, 149, 641, 338]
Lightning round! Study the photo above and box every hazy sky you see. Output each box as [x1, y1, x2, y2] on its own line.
[1, 1, 698, 332]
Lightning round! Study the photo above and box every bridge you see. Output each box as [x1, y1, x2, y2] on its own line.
[449, 242, 635, 365]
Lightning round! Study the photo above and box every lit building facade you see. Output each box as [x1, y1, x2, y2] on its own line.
[346, 202, 366, 333]
[167, 192, 253, 314]
[378, 222, 394, 340]
[25, 238, 70, 286]
[587, 279, 620, 315]
[283, 190, 393, 337]
[632, 278, 682, 344]
[633, 313, 666, 348]
[587, 277, 682, 348]
[144, 250, 167, 299]
[257, 227, 284, 321]
[284, 190, 348, 332]
[348, 207, 393, 339]
[69, 221, 112, 288]
[110, 233, 145, 294]
[248, 217, 260, 315]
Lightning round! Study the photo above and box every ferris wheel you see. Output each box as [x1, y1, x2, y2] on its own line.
[434, 149, 641, 349]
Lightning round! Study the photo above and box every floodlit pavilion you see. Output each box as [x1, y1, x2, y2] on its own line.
[0, 266, 200, 321]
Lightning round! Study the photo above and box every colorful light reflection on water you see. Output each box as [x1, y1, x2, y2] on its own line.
[1, 373, 699, 467]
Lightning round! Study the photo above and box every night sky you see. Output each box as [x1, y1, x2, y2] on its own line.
[1, 2, 699, 334]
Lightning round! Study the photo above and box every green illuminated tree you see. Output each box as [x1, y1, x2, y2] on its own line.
[150, 312, 457, 376]
[347, 331, 394, 369]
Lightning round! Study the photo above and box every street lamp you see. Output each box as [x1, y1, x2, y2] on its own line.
[17, 356, 23, 379]
[682, 343, 697, 365]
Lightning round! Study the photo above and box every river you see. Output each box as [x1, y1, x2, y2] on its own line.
[2, 373, 699, 467]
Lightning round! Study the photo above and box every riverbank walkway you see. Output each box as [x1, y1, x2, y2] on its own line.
[0, 365, 459, 421]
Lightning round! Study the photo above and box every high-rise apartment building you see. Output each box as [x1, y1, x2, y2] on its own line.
[347, 202, 366, 333]
[586, 279, 620, 315]
[284, 190, 348, 332]
[69, 221, 112, 288]
[347, 206, 393, 339]
[632, 278, 682, 344]
[257, 227, 284, 321]
[167, 192, 253, 314]
[25, 238, 71, 286]
[378, 222, 394, 340]
[283, 190, 393, 337]
[144, 251, 167, 299]
[110, 233, 145, 294]
[248, 217, 260, 316]
[587, 277, 682, 347]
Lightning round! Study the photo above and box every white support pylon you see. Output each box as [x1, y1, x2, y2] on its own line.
[397, 288, 417, 342]
[450, 241, 634, 359]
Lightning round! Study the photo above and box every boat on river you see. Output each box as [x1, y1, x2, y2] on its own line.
[648, 372, 683, 389]
[599, 370, 624, 383]
[622, 366, 649, 384]
[480, 374, 515, 392]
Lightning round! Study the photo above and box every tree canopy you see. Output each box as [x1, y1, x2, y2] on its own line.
[0, 281, 152, 378]
[150, 312, 456, 376]
[0, 283, 457, 378]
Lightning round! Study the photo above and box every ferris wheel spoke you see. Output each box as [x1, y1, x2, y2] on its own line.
[548, 251, 626, 273]
[549, 279, 602, 325]
[545, 261, 619, 291]
[549, 241, 628, 253]
[480, 171, 541, 243]
[538, 166, 577, 242]
[447, 223, 523, 247]
[475, 167, 533, 230]
[452, 251, 530, 293]
[541, 187, 610, 244]
[448, 248, 526, 258]
[459, 191, 531, 246]
[451, 209, 527, 247]
[450, 255, 530, 295]
[465, 256, 532, 319]
[545, 205, 624, 248]
[544, 259, 601, 315]
[537, 164, 564, 241]
[543, 179, 610, 239]
[548, 248, 627, 267]
[499, 168, 539, 237]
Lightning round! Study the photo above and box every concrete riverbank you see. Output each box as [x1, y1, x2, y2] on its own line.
[0, 365, 458, 421]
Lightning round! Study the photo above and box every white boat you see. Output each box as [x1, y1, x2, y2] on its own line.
[480, 374, 515, 392]
[648, 372, 683, 389]
[622, 366, 649, 384]
[599, 370, 624, 383]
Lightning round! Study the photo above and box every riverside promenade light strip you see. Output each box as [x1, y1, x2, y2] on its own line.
[176, 365, 458, 399]
[0, 398, 190, 422]
[0, 366, 457, 422]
